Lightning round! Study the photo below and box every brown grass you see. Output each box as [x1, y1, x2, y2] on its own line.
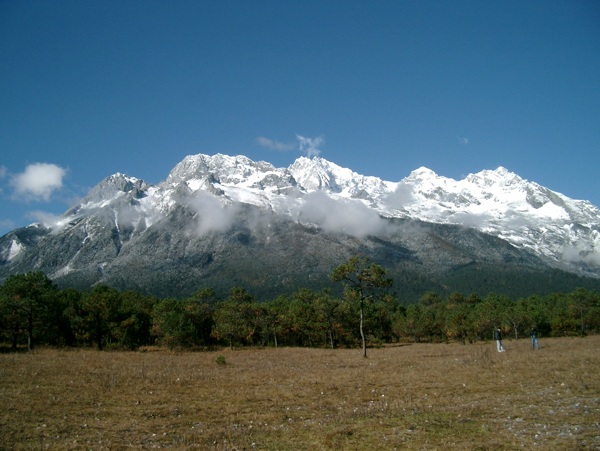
[1, 336, 599, 450]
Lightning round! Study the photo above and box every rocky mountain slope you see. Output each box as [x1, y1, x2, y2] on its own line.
[1, 154, 599, 300]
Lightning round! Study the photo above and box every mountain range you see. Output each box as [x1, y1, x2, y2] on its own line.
[1, 153, 599, 301]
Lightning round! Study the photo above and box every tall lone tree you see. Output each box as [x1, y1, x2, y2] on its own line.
[331, 256, 392, 358]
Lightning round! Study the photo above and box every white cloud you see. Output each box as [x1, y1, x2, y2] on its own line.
[384, 182, 415, 208]
[186, 191, 240, 235]
[11, 163, 67, 201]
[299, 191, 386, 237]
[255, 136, 295, 152]
[0, 165, 7, 179]
[296, 135, 324, 158]
[562, 243, 600, 266]
[27, 210, 70, 232]
[457, 136, 470, 145]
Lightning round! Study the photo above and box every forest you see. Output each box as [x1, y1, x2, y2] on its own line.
[1, 257, 599, 352]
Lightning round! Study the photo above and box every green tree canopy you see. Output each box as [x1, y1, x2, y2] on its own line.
[0, 272, 58, 350]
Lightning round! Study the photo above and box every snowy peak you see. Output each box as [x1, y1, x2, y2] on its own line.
[288, 156, 393, 201]
[466, 166, 523, 188]
[288, 156, 344, 191]
[164, 153, 296, 195]
[399, 166, 565, 216]
[166, 153, 279, 185]
[403, 167, 456, 192]
[406, 166, 439, 180]
[462, 168, 567, 214]
[403, 166, 523, 196]
[79, 173, 148, 208]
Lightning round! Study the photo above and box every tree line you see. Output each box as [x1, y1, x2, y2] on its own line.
[1, 257, 599, 353]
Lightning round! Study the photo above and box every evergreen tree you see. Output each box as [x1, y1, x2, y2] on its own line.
[212, 287, 256, 349]
[0, 272, 58, 350]
[78, 285, 122, 350]
[331, 257, 392, 357]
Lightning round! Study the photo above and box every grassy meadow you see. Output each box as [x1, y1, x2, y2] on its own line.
[1, 336, 599, 450]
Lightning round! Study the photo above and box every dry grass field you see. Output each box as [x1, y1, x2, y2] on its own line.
[1, 336, 599, 450]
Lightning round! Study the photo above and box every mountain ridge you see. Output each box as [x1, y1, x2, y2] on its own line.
[1, 153, 599, 300]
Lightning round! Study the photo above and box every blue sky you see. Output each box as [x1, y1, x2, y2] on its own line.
[1, 0, 599, 236]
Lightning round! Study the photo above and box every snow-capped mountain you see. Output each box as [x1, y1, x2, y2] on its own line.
[103, 153, 600, 275]
[1, 153, 599, 299]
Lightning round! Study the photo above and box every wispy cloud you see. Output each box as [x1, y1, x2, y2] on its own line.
[457, 136, 470, 145]
[256, 134, 325, 158]
[186, 191, 240, 235]
[255, 136, 295, 152]
[562, 242, 600, 266]
[27, 210, 70, 232]
[0, 166, 6, 196]
[296, 135, 324, 158]
[10, 163, 67, 201]
[299, 191, 386, 237]
[0, 218, 15, 230]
